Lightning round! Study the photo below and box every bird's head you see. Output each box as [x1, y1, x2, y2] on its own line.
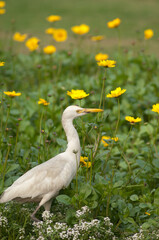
[62, 105, 103, 120]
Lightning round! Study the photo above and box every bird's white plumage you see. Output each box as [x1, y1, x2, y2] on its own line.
[0, 105, 102, 220]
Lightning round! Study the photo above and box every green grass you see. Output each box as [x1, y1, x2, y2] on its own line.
[1, 1, 159, 239]
[0, 46, 159, 239]
[1, 0, 159, 55]
[3, 0, 159, 36]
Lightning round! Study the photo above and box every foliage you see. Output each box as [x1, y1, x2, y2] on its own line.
[0, 4, 159, 239]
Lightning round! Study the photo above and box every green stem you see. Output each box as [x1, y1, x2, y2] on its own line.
[106, 170, 114, 216]
[123, 125, 133, 151]
[38, 109, 44, 163]
[4, 98, 12, 137]
[75, 153, 78, 194]
[89, 149, 93, 186]
[14, 123, 19, 160]
[99, 69, 106, 110]
[3, 140, 12, 184]
[114, 98, 120, 137]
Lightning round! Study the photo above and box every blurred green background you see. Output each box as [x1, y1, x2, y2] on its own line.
[1, 0, 159, 54]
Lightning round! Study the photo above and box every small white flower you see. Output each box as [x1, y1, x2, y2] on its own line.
[0, 213, 8, 227]
[42, 210, 54, 220]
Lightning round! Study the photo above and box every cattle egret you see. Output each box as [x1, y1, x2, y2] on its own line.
[0, 105, 103, 221]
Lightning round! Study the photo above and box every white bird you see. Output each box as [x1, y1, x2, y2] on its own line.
[0, 105, 103, 221]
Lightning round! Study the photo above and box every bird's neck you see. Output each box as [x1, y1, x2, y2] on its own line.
[62, 118, 81, 161]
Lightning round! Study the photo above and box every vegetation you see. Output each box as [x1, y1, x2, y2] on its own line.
[0, 1, 159, 239]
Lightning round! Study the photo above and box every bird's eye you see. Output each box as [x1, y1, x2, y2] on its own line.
[76, 109, 83, 114]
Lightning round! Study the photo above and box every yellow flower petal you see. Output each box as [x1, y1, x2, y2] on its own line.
[67, 89, 89, 100]
[38, 98, 50, 106]
[0, 8, 5, 14]
[152, 103, 159, 114]
[45, 28, 56, 35]
[144, 29, 154, 40]
[53, 29, 67, 42]
[91, 35, 104, 41]
[0, 1, 5, 8]
[71, 24, 90, 35]
[43, 45, 56, 54]
[97, 59, 116, 68]
[125, 116, 142, 124]
[106, 87, 126, 98]
[46, 15, 61, 22]
[101, 136, 111, 147]
[13, 32, 27, 42]
[107, 18, 121, 28]
[4, 91, 21, 97]
[95, 53, 109, 62]
[0, 61, 5, 66]
[25, 37, 40, 51]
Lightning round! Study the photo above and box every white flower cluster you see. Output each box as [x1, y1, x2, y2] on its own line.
[30, 207, 115, 240]
[0, 213, 8, 227]
[75, 205, 90, 218]
[32, 221, 44, 230]
[53, 216, 115, 239]
[54, 222, 68, 230]
[42, 210, 54, 221]
[126, 228, 159, 240]
[46, 225, 53, 235]
[19, 227, 25, 239]
[126, 228, 145, 240]
[37, 236, 45, 240]
[104, 217, 113, 227]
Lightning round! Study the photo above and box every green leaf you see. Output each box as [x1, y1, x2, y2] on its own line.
[130, 194, 139, 201]
[56, 194, 71, 205]
[79, 183, 92, 200]
[6, 164, 19, 174]
[113, 180, 124, 188]
[154, 187, 159, 207]
[152, 159, 159, 169]
[56, 138, 67, 147]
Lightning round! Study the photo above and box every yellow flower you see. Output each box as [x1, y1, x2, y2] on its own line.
[46, 15, 61, 22]
[91, 35, 104, 41]
[71, 24, 90, 35]
[45, 28, 56, 35]
[0, 61, 5, 66]
[106, 87, 126, 98]
[0, 1, 5, 8]
[25, 37, 40, 51]
[101, 136, 118, 147]
[53, 29, 67, 42]
[97, 59, 116, 68]
[95, 53, 109, 62]
[80, 156, 88, 164]
[107, 18, 121, 28]
[0, 8, 5, 14]
[80, 156, 91, 168]
[85, 162, 91, 168]
[152, 103, 159, 114]
[4, 91, 21, 97]
[13, 32, 27, 42]
[38, 98, 50, 106]
[43, 45, 56, 54]
[67, 89, 89, 100]
[112, 137, 119, 142]
[144, 29, 154, 40]
[101, 136, 111, 147]
[125, 116, 142, 124]
[145, 212, 151, 216]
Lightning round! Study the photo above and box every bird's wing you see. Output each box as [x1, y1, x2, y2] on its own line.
[0, 152, 76, 203]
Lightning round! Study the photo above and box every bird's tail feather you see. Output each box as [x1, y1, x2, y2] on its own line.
[0, 188, 15, 203]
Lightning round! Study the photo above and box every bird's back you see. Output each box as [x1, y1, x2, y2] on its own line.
[0, 151, 77, 203]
